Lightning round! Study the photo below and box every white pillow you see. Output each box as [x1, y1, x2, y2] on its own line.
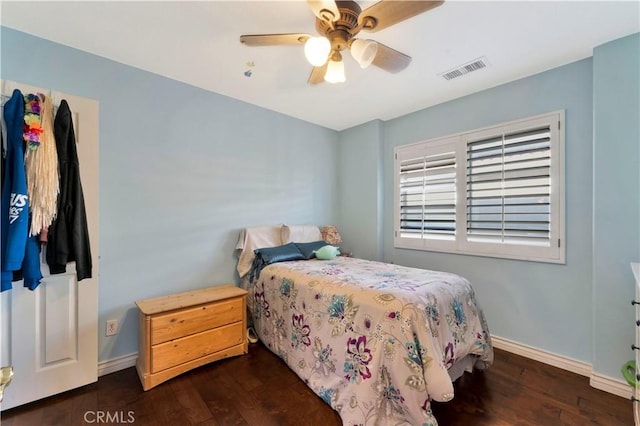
[281, 225, 322, 244]
[236, 226, 283, 278]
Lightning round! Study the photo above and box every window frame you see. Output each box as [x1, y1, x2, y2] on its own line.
[394, 110, 565, 264]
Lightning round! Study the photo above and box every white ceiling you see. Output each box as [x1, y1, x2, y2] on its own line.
[2, 1, 638, 131]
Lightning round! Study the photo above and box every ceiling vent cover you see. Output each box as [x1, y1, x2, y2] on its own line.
[439, 57, 489, 81]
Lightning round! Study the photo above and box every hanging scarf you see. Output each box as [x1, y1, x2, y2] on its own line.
[23, 93, 43, 150]
[23, 94, 59, 237]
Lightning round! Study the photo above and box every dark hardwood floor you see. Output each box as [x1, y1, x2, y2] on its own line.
[1, 343, 633, 425]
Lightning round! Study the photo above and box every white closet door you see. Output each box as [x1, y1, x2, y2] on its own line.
[0, 80, 99, 410]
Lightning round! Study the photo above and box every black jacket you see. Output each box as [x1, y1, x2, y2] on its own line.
[46, 100, 92, 280]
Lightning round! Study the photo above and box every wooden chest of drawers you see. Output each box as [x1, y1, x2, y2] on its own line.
[135, 285, 248, 390]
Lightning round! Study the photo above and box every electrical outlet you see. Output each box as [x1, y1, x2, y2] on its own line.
[106, 319, 118, 336]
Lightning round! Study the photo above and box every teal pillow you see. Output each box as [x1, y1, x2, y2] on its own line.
[295, 240, 328, 259]
[314, 245, 340, 260]
[254, 243, 305, 263]
[249, 243, 306, 282]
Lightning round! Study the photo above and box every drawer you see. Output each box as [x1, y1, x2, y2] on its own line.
[150, 297, 243, 345]
[151, 321, 244, 373]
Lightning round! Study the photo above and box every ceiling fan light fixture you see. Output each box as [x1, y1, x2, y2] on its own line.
[304, 36, 331, 66]
[324, 57, 346, 83]
[351, 39, 378, 69]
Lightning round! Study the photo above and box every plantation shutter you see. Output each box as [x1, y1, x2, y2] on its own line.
[466, 125, 552, 246]
[399, 150, 457, 240]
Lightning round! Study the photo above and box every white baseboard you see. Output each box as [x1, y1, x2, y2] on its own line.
[491, 335, 591, 376]
[98, 352, 138, 377]
[590, 372, 633, 399]
[491, 334, 631, 399]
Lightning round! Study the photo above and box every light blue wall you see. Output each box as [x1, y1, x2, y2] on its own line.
[337, 33, 640, 381]
[593, 33, 640, 378]
[380, 59, 595, 363]
[3, 24, 638, 382]
[337, 120, 384, 261]
[1, 27, 339, 361]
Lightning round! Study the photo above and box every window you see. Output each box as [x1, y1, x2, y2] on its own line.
[394, 111, 565, 263]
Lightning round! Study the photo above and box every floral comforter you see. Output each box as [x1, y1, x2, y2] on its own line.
[246, 257, 493, 426]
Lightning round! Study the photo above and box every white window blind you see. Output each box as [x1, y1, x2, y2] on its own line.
[394, 111, 565, 264]
[466, 125, 552, 246]
[399, 150, 456, 240]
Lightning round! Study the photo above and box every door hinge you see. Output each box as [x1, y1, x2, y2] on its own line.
[558, 121, 561, 130]
[558, 238, 561, 248]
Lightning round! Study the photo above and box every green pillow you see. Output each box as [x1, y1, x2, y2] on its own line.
[314, 245, 340, 260]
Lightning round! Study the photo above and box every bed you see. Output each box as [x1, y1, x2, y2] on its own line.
[236, 225, 493, 426]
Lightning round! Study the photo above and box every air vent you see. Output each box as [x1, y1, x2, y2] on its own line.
[439, 57, 489, 81]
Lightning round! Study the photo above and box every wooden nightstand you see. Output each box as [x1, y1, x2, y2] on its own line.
[135, 285, 248, 390]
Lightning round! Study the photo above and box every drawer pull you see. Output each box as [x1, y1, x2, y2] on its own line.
[632, 344, 640, 351]
[636, 320, 640, 326]
[633, 300, 640, 306]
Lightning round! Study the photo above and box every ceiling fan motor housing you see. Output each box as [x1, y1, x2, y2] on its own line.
[315, 0, 363, 52]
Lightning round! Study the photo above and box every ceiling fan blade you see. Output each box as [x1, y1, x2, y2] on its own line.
[308, 63, 328, 84]
[358, 1, 444, 33]
[307, 0, 340, 22]
[371, 43, 412, 73]
[240, 33, 311, 46]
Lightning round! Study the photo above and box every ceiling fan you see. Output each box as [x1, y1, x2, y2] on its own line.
[239, 0, 444, 84]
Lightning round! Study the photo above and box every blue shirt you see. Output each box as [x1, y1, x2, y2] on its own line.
[1, 89, 42, 291]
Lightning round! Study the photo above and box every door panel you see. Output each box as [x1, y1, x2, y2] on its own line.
[41, 272, 77, 365]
